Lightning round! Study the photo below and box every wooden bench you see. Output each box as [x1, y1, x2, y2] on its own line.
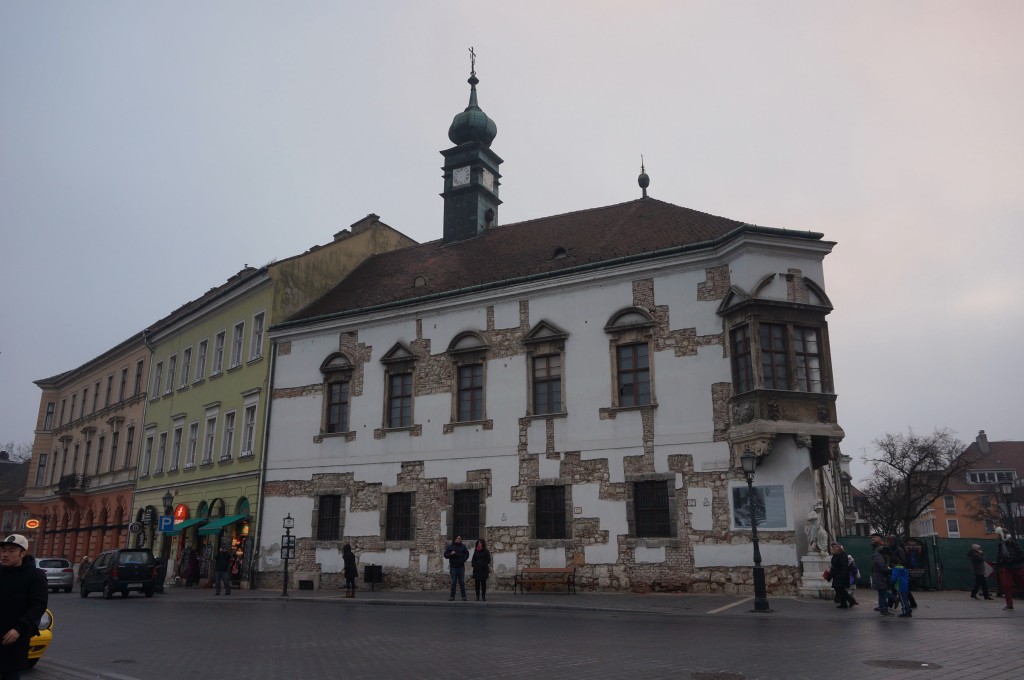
[513, 567, 576, 594]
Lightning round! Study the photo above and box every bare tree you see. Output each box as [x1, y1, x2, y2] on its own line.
[0, 441, 32, 462]
[860, 428, 975, 538]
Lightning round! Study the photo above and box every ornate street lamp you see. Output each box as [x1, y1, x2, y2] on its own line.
[159, 490, 174, 593]
[999, 481, 1017, 538]
[741, 449, 771, 613]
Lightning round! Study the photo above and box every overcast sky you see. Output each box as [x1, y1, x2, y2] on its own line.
[2, 1, 1021, 484]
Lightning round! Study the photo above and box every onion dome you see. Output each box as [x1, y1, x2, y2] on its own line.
[638, 158, 650, 198]
[448, 74, 497, 147]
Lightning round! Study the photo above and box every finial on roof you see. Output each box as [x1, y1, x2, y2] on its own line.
[638, 155, 650, 198]
[448, 48, 497, 147]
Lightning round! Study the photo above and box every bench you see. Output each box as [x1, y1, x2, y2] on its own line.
[513, 567, 576, 594]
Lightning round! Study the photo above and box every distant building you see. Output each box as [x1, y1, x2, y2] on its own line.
[0, 452, 30, 544]
[914, 431, 1024, 539]
[256, 68, 848, 594]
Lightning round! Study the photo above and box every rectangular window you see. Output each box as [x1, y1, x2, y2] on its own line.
[386, 492, 413, 541]
[142, 436, 153, 476]
[165, 355, 176, 394]
[80, 389, 87, 417]
[92, 381, 100, 412]
[134, 360, 144, 396]
[634, 481, 671, 538]
[43, 402, 55, 431]
[152, 362, 163, 397]
[316, 494, 342, 541]
[82, 441, 91, 476]
[105, 375, 113, 407]
[231, 322, 245, 368]
[457, 364, 484, 421]
[95, 435, 105, 475]
[195, 340, 208, 381]
[180, 348, 191, 388]
[186, 422, 199, 467]
[70, 394, 77, 422]
[985, 519, 996, 533]
[943, 495, 956, 513]
[452, 489, 480, 540]
[387, 372, 413, 428]
[212, 332, 225, 374]
[155, 432, 166, 473]
[34, 453, 47, 486]
[532, 355, 562, 415]
[946, 518, 960, 537]
[242, 405, 257, 455]
[119, 368, 128, 401]
[981, 495, 992, 509]
[793, 326, 823, 393]
[203, 417, 217, 463]
[535, 485, 566, 539]
[170, 427, 182, 471]
[59, 399, 67, 426]
[326, 380, 349, 433]
[250, 312, 265, 360]
[124, 426, 135, 468]
[759, 323, 790, 390]
[109, 431, 119, 472]
[221, 412, 235, 460]
[616, 343, 651, 407]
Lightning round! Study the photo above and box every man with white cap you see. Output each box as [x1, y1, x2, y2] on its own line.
[966, 543, 993, 600]
[995, 527, 1024, 611]
[0, 534, 48, 680]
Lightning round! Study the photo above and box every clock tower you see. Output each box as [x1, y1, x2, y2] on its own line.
[441, 53, 502, 244]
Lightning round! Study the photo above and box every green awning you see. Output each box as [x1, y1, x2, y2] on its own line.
[198, 514, 250, 535]
[167, 517, 207, 535]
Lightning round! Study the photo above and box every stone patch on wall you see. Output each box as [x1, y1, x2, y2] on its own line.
[697, 265, 731, 301]
[786, 268, 809, 304]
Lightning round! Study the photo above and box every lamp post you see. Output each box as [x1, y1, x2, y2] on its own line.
[999, 481, 1018, 538]
[281, 514, 294, 597]
[741, 449, 771, 613]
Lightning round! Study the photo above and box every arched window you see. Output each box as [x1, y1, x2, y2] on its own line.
[321, 353, 353, 434]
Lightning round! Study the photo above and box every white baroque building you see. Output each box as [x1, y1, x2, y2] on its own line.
[255, 70, 847, 595]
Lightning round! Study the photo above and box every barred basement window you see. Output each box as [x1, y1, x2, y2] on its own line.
[316, 494, 342, 541]
[634, 480, 670, 538]
[452, 489, 480, 540]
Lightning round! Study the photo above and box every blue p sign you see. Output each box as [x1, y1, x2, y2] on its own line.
[158, 515, 175, 532]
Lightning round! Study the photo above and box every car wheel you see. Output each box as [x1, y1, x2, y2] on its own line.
[122, 589, 129, 597]
[144, 586, 155, 598]
[25, 659, 38, 669]
[103, 582, 113, 599]
[64, 585, 73, 593]
[80, 582, 88, 598]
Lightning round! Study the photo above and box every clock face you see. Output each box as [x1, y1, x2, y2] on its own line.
[481, 169, 494, 192]
[452, 166, 471, 187]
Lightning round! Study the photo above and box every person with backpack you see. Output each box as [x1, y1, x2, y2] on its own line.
[995, 527, 1024, 611]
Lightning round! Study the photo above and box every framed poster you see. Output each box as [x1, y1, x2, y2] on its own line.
[732, 484, 786, 529]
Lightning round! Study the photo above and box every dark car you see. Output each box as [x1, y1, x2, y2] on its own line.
[80, 548, 157, 599]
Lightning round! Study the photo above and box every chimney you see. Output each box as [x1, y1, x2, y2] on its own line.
[976, 430, 990, 455]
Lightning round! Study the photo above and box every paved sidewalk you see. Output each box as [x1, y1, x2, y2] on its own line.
[161, 584, 1018, 620]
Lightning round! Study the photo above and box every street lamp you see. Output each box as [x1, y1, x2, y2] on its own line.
[741, 449, 771, 613]
[282, 514, 295, 597]
[999, 481, 1017, 538]
[159, 490, 174, 594]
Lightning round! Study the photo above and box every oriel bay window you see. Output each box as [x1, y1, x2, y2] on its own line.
[729, 320, 830, 395]
[321, 353, 354, 434]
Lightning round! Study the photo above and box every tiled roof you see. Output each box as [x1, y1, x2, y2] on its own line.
[285, 198, 820, 325]
[947, 440, 1024, 493]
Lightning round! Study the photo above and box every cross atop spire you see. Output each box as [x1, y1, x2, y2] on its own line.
[469, 46, 476, 77]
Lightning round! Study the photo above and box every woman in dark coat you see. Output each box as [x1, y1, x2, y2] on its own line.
[342, 544, 358, 598]
[829, 542, 856, 609]
[471, 539, 491, 601]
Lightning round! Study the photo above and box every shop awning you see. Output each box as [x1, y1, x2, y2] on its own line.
[167, 517, 207, 535]
[198, 514, 249, 535]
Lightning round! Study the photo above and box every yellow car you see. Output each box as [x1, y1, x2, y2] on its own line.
[26, 608, 53, 668]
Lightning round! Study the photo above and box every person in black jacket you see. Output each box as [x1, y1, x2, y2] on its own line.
[829, 542, 856, 609]
[967, 544, 993, 600]
[0, 534, 48, 680]
[444, 536, 470, 601]
[342, 544, 358, 598]
[471, 539, 492, 601]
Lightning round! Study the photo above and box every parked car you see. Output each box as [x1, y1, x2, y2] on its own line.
[37, 558, 74, 593]
[80, 548, 157, 599]
[26, 608, 54, 668]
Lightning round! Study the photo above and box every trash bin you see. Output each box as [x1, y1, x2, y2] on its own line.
[363, 564, 383, 590]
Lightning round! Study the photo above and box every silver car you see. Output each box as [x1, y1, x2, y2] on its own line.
[37, 557, 74, 593]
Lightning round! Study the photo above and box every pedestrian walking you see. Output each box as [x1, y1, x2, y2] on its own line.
[995, 527, 1024, 611]
[213, 547, 231, 595]
[887, 535, 917, 608]
[0, 534, 48, 680]
[471, 538, 491, 601]
[184, 549, 199, 588]
[829, 542, 856, 609]
[967, 543, 993, 600]
[870, 534, 893, 616]
[78, 556, 92, 583]
[890, 557, 912, 617]
[342, 544, 358, 598]
[444, 535, 469, 601]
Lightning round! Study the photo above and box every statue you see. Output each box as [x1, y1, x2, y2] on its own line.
[805, 500, 829, 555]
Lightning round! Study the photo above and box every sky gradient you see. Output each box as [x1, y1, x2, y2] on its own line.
[2, 1, 1021, 483]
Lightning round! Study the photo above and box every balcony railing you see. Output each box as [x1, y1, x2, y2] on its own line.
[57, 473, 89, 492]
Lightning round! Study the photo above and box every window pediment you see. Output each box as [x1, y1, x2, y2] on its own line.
[381, 342, 416, 365]
[524, 320, 569, 345]
[447, 331, 489, 357]
[321, 352, 353, 374]
[604, 307, 654, 332]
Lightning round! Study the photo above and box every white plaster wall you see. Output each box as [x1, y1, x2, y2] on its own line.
[492, 551, 517, 576]
[539, 547, 564, 568]
[635, 545, 666, 564]
[693, 543, 799, 568]
[689, 487, 714, 531]
[359, 548, 411, 569]
[315, 546, 343, 571]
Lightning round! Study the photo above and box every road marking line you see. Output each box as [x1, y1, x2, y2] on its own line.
[708, 597, 752, 614]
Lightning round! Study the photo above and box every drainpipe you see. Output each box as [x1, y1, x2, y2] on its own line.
[251, 338, 277, 590]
